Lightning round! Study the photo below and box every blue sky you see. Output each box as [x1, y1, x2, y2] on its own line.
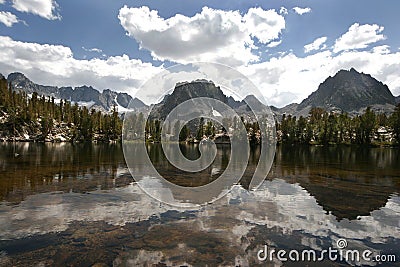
[0, 0, 399, 107]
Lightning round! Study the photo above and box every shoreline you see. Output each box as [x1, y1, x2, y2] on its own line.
[1, 139, 397, 148]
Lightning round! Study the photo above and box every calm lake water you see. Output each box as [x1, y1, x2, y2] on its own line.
[0, 142, 399, 266]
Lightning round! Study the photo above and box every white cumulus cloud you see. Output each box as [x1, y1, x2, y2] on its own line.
[333, 23, 386, 53]
[372, 45, 390, 55]
[304, 36, 327, 53]
[0, 36, 162, 94]
[118, 6, 285, 66]
[0, 11, 18, 27]
[244, 7, 285, 44]
[293, 7, 311, 15]
[12, 0, 60, 20]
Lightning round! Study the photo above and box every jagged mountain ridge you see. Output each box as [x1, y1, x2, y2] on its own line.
[150, 80, 228, 119]
[4, 68, 398, 118]
[6, 72, 146, 112]
[149, 79, 268, 120]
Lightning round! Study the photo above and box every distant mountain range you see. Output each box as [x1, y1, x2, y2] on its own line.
[3, 68, 399, 117]
[7, 72, 146, 112]
[150, 68, 398, 119]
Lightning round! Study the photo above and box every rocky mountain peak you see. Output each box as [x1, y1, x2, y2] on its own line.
[150, 80, 230, 119]
[149, 79, 268, 120]
[7, 72, 26, 81]
[298, 68, 395, 112]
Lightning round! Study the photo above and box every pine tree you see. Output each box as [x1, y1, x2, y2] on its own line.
[179, 124, 190, 142]
[197, 117, 204, 140]
[360, 107, 376, 144]
[390, 104, 400, 144]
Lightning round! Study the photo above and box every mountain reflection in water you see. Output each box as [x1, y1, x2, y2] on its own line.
[0, 143, 399, 266]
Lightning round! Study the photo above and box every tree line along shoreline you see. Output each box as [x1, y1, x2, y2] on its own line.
[1, 77, 400, 146]
[0, 76, 121, 142]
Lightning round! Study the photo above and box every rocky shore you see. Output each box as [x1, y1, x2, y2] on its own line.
[0, 111, 117, 143]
